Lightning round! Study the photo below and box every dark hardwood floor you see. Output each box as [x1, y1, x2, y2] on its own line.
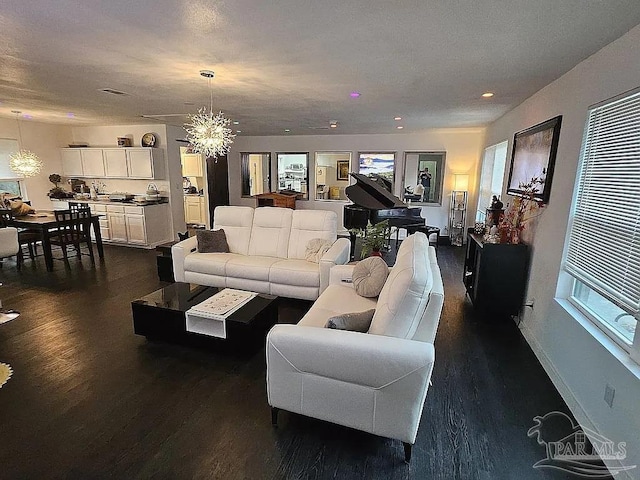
[0, 245, 588, 479]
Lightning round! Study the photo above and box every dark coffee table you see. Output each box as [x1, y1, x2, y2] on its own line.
[131, 283, 278, 350]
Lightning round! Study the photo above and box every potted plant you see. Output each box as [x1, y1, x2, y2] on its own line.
[360, 220, 389, 258]
[47, 173, 71, 199]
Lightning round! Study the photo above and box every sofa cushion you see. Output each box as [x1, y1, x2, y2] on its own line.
[226, 255, 281, 281]
[270, 259, 320, 288]
[325, 309, 375, 332]
[248, 207, 292, 258]
[298, 285, 377, 328]
[288, 210, 337, 260]
[184, 252, 239, 276]
[369, 233, 432, 339]
[213, 206, 254, 255]
[196, 229, 229, 253]
[352, 256, 389, 297]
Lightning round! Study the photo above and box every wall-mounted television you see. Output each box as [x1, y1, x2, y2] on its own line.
[506, 115, 562, 204]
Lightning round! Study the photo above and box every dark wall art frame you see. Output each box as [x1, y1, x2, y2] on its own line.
[506, 115, 562, 204]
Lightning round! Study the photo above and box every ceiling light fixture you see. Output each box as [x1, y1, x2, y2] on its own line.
[330, 121, 338, 129]
[394, 116, 402, 121]
[397, 125, 404, 130]
[482, 92, 494, 98]
[284, 129, 291, 133]
[184, 70, 236, 159]
[9, 110, 43, 178]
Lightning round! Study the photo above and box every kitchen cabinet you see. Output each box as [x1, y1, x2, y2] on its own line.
[182, 153, 204, 177]
[125, 213, 147, 244]
[60, 148, 165, 179]
[86, 202, 170, 247]
[61, 149, 84, 177]
[107, 206, 128, 243]
[103, 149, 129, 177]
[184, 196, 205, 225]
[81, 149, 106, 177]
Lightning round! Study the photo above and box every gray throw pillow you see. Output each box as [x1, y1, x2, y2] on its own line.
[196, 229, 230, 253]
[352, 256, 389, 297]
[325, 309, 376, 332]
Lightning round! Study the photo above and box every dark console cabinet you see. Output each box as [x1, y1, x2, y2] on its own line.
[463, 233, 530, 318]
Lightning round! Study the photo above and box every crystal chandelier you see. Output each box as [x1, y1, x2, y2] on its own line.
[184, 70, 235, 159]
[9, 111, 43, 178]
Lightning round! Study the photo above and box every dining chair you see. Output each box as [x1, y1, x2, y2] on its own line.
[49, 209, 95, 265]
[68, 202, 91, 213]
[0, 209, 40, 270]
[0, 226, 20, 268]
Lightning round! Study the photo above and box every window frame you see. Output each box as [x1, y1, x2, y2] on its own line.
[562, 87, 640, 363]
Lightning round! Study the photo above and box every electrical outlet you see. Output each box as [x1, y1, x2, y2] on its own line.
[604, 384, 615, 408]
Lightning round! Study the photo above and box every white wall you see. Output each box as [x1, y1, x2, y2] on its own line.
[484, 24, 640, 476]
[228, 129, 485, 234]
[0, 118, 72, 209]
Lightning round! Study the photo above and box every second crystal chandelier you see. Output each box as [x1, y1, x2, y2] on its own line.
[184, 70, 236, 159]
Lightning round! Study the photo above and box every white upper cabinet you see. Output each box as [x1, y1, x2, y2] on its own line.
[103, 149, 129, 178]
[81, 149, 105, 177]
[60, 147, 165, 179]
[128, 149, 156, 178]
[182, 153, 204, 177]
[61, 149, 84, 177]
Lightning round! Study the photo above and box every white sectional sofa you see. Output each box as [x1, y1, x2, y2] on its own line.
[266, 232, 444, 462]
[172, 206, 351, 301]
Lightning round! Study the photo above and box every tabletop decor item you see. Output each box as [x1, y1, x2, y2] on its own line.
[503, 176, 545, 244]
[141, 132, 158, 147]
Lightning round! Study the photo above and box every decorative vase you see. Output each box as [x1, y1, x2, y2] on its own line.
[511, 227, 522, 244]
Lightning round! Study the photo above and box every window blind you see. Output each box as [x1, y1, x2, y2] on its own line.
[0, 139, 21, 179]
[565, 89, 640, 313]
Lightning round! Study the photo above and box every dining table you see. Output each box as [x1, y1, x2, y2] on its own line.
[8, 211, 104, 271]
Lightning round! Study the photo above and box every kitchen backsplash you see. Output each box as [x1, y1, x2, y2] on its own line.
[67, 177, 171, 195]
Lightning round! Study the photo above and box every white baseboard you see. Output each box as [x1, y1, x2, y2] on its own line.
[518, 321, 635, 480]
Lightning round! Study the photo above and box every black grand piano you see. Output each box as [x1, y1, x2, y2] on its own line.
[344, 173, 425, 252]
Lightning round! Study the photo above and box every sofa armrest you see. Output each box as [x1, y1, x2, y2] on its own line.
[267, 325, 434, 389]
[171, 236, 198, 282]
[329, 264, 356, 287]
[318, 238, 351, 294]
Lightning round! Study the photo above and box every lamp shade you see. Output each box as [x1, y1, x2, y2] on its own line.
[453, 174, 469, 191]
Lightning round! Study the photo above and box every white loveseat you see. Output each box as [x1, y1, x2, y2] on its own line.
[172, 206, 351, 301]
[266, 232, 444, 462]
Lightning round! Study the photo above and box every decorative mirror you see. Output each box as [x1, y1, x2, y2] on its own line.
[277, 152, 309, 200]
[314, 152, 351, 201]
[402, 151, 446, 205]
[357, 152, 396, 193]
[240, 152, 271, 197]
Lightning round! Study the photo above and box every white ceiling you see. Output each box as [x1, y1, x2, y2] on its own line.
[2, 1, 640, 135]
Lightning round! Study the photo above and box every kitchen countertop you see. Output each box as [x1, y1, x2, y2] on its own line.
[50, 198, 169, 206]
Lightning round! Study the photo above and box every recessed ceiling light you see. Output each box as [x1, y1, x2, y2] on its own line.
[350, 91, 361, 98]
[394, 116, 402, 121]
[482, 92, 494, 98]
[284, 129, 291, 132]
[397, 125, 404, 130]
[236, 130, 242, 133]
[233, 121, 240, 125]
[330, 124, 337, 128]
